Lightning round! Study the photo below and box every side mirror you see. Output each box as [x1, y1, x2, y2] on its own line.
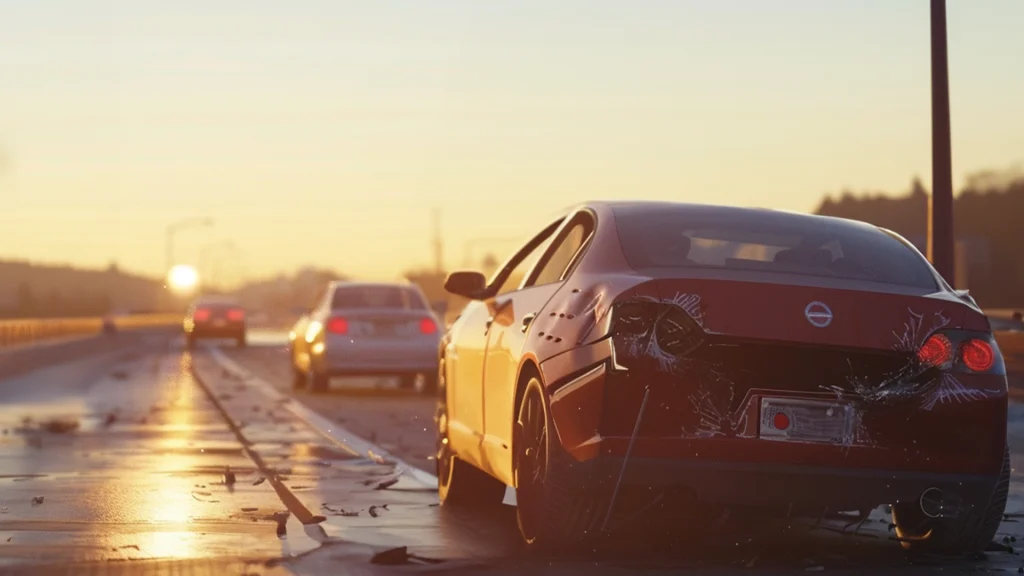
[444, 270, 487, 299]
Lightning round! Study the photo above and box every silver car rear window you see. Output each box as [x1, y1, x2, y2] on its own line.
[330, 286, 427, 310]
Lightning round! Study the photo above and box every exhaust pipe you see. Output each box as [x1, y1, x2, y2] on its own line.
[919, 487, 945, 518]
[919, 487, 963, 519]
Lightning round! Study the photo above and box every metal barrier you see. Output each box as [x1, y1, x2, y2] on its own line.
[0, 314, 182, 350]
[996, 330, 1024, 374]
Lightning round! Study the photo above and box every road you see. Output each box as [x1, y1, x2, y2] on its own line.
[1, 330, 1024, 574]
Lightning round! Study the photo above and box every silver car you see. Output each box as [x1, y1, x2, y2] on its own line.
[289, 281, 442, 393]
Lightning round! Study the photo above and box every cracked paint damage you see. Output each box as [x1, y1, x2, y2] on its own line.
[606, 297, 1000, 449]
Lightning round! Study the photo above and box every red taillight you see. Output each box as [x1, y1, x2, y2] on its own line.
[960, 339, 995, 372]
[327, 317, 348, 334]
[194, 308, 211, 321]
[917, 333, 953, 367]
[227, 308, 245, 321]
[419, 317, 437, 335]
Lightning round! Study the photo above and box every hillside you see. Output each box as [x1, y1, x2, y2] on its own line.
[0, 261, 165, 318]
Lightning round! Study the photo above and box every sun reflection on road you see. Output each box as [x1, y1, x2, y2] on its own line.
[138, 356, 202, 559]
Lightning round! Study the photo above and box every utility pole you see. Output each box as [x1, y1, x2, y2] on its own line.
[928, 0, 955, 285]
[432, 208, 444, 274]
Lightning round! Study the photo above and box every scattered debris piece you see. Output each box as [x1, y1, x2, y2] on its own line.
[114, 544, 140, 551]
[272, 512, 289, 538]
[223, 467, 236, 486]
[41, 419, 79, 434]
[31, 496, 44, 505]
[252, 477, 266, 486]
[370, 546, 443, 566]
[5, 537, 10, 542]
[241, 507, 258, 512]
[290, 485, 311, 491]
[369, 505, 379, 518]
[374, 477, 400, 491]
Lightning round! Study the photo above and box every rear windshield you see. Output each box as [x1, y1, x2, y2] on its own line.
[330, 286, 428, 310]
[612, 206, 938, 290]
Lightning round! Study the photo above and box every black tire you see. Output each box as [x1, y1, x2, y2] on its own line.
[421, 372, 439, 395]
[893, 445, 1010, 556]
[436, 355, 505, 507]
[292, 366, 307, 391]
[515, 377, 610, 552]
[308, 369, 329, 393]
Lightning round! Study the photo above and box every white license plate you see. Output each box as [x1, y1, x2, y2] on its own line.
[759, 398, 855, 445]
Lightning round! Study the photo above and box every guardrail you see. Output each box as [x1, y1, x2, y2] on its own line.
[0, 314, 182, 350]
[996, 330, 1024, 374]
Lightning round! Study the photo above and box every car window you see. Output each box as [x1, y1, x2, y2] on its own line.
[490, 220, 564, 296]
[529, 223, 589, 287]
[612, 205, 938, 290]
[330, 286, 427, 310]
[494, 235, 557, 296]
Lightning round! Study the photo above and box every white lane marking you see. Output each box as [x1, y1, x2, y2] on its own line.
[205, 346, 441, 490]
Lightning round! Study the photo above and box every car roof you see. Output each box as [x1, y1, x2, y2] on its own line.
[194, 295, 240, 304]
[595, 200, 873, 227]
[329, 281, 418, 290]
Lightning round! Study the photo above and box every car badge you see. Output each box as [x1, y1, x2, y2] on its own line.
[804, 301, 833, 328]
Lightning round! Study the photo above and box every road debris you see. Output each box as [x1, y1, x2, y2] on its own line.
[252, 477, 266, 486]
[272, 511, 290, 538]
[31, 496, 44, 505]
[368, 505, 379, 518]
[370, 546, 443, 566]
[374, 477, 400, 490]
[241, 507, 258, 512]
[41, 418, 79, 434]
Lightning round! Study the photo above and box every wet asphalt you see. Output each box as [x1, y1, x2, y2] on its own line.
[1, 330, 1024, 574]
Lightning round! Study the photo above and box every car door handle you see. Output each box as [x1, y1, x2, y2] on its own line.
[521, 313, 536, 333]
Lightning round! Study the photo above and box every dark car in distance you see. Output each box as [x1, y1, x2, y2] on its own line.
[184, 296, 247, 348]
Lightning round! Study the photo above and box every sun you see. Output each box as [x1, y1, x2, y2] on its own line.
[167, 265, 200, 293]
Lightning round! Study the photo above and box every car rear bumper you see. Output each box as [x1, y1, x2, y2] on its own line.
[188, 323, 245, 338]
[574, 455, 999, 513]
[317, 336, 439, 376]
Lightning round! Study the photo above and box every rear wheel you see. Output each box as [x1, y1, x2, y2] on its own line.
[308, 369, 329, 393]
[436, 356, 505, 507]
[892, 446, 1010, 556]
[515, 377, 608, 552]
[291, 363, 307, 391]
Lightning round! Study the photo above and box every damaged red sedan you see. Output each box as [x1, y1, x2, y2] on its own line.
[435, 202, 1008, 554]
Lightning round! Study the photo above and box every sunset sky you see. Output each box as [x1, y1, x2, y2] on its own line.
[1, 1, 1022, 283]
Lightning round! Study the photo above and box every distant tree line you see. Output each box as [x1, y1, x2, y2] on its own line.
[0, 283, 113, 319]
[816, 166, 1024, 307]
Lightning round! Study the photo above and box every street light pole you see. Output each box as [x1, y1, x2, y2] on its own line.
[165, 218, 214, 277]
[928, 0, 955, 284]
